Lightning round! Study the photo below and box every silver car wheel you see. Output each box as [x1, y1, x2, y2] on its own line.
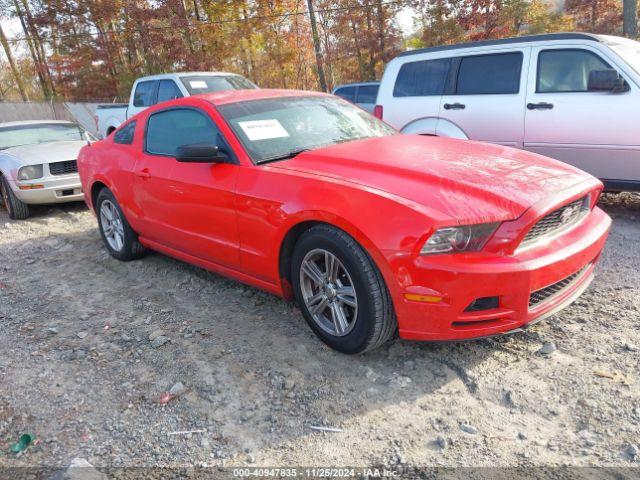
[299, 248, 358, 337]
[100, 199, 125, 252]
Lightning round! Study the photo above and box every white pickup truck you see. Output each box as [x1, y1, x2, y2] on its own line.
[95, 72, 257, 138]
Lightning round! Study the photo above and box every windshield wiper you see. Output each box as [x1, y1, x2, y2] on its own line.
[257, 148, 310, 164]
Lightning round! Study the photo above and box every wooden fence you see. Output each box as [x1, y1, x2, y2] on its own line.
[0, 101, 100, 137]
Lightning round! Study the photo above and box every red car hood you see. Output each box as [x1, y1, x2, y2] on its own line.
[270, 135, 594, 224]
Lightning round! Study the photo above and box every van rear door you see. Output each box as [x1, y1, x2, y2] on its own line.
[378, 56, 449, 133]
[437, 48, 529, 147]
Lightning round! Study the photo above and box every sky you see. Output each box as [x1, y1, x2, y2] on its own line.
[1, 17, 20, 36]
[1, 17, 24, 60]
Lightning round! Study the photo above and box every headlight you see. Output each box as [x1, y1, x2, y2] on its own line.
[17, 164, 43, 180]
[421, 223, 500, 255]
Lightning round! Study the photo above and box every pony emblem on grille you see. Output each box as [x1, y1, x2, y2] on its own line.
[560, 203, 581, 224]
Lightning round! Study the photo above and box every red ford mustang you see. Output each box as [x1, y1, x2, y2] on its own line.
[78, 89, 611, 354]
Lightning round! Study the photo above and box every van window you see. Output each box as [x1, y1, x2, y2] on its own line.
[157, 80, 183, 103]
[356, 85, 379, 104]
[113, 121, 136, 144]
[133, 81, 157, 107]
[537, 49, 611, 93]
[334, 86, 356, 103]
[393, 58, 450, 97]
[146, 108, 220, 156]
[456, 52, 522, 95]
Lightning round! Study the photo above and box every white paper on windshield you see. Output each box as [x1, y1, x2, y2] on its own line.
[189, 80, 208, 89]
[238, 119, 290, 141]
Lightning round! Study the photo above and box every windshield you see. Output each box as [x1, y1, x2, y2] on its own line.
[180, 75, 257, 95]
[217, 96, 397, 163]
[610, 40, 640, 76]
[0, 123, 85, 150]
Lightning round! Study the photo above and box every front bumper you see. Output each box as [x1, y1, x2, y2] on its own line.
[390, 206, 611, 341]
[10, 175, 84, 205]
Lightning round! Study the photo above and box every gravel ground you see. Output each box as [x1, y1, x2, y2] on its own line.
[0, 193, 638, 477]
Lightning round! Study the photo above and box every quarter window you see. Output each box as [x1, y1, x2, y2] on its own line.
[356, 85, 379, 104]
[334, 86, 356, 103]
[113, 121, 136, 144]
[157, 80, 183, 103]
[537, 49, 611, 93]
[145, 108, 220, 157]
[456, 52, 523, 95]
[393, 58, 450, 97]
[133, 81, 157, 107]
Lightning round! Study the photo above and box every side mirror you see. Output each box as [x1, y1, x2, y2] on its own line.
[588, 69, 628, 93]
[175, 143, 228, 163]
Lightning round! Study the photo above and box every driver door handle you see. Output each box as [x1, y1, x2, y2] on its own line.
[527, 102, 554, 110]
[444, 102, 466, 110]
[135, 168, 151, 179]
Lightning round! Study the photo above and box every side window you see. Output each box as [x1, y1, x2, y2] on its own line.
[113, 121, 136, 145]
[334, 86, 356, 103]
[157, 80, 184, 103]
[456, 52, 523, 95]
[133, 81, 157, 107]
[146, 109, 219, 156]
[537, 49, 611, 93]
[393, 58, 450, 97]
[356, 85, 379, 104]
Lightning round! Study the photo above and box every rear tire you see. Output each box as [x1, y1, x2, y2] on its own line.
[96, 188, 144, 261]
[0, 175, 29, 220]
[292, 225, 397, 354]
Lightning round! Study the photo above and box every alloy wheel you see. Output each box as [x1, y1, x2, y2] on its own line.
[299, 248, 358, 337]
[100, 199, 125, 252]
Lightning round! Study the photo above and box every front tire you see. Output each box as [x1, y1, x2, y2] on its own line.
[292, 225, 397, 354]
[96, 188, 144, 261]
[0, 175, 29, 220]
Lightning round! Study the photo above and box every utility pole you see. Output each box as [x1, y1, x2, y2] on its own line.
[623, 0, 638, 38]
[0, 24, 29, 101]
[306, 0, 327, 92]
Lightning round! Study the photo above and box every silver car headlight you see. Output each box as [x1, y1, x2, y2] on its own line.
[421, 223, 500, 255]
[17, 164, 43, 180]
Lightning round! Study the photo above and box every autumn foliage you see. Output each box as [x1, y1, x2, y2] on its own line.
[0, 0, 636, 102]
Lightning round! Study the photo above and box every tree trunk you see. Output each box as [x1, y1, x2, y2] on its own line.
[13, 0, 48, 99]
[192, 0, 202, 21]
[306, 0, 327, 92]
[19, 0, 56, 97]
[0, 24, 29, 101]
[350, 18, 366, 80]
[623, 0, 638, 37]
[365, 6, 376, 80]
[376, 0, 385, 64]
[179, 0, 196, 56]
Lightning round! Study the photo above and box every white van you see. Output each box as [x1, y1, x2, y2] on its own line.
[375, 33, 640, 191]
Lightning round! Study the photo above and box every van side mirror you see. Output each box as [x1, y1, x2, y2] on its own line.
[588, 69, 628, 93]
[175, 143, 228, 163]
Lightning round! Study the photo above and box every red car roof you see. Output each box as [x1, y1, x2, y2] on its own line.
[196, 88, 329, 106]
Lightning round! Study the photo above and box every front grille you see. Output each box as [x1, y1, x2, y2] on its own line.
[529, 264, 590, 308]
[49, 160, 78, 176]
[521, 196, 590, 247]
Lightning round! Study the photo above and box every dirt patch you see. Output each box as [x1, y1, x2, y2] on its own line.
[0, 194, 639, 473]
